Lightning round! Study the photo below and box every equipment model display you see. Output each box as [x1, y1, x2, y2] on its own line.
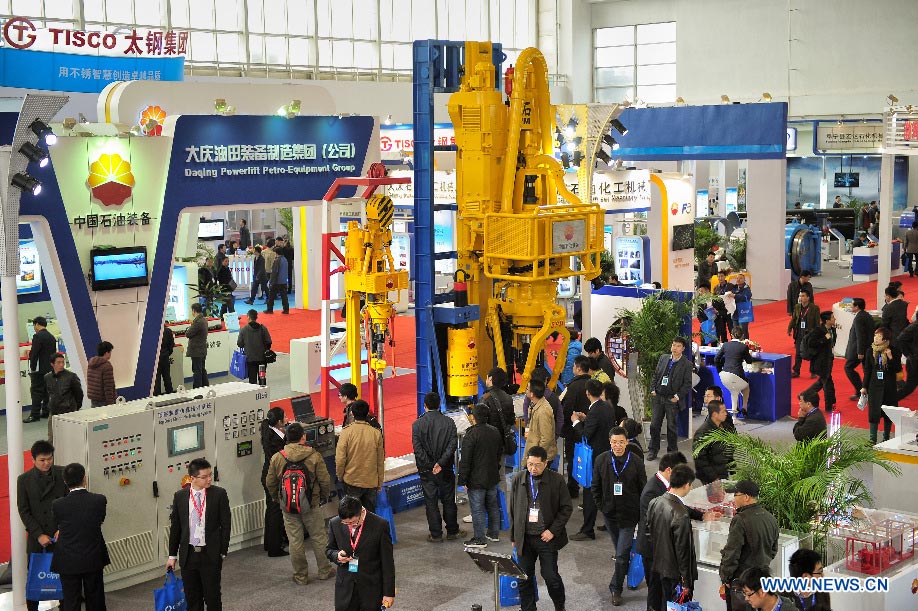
[447, 42, 604, 398]
[52, 381, 270, 589]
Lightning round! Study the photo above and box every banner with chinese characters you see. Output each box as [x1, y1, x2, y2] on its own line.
[815, 123, 883, 151]
[560, 169, 651, 213]
[0, 17, 184, 92]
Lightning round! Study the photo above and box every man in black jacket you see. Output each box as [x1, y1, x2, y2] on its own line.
[25, 316, 57, 423]
[17, 440, 69, 611]
[793, 390, 827, 443]
[560, 356, 592, 497]
[882, 286, 909, 343]
[483, 367, 516, 456]
[584, 337, 616, 380]
[720, 480, 779, 611]
[899, 317, 918, 400]
[167, 458, 232, 611]
[644, 464, 698, 610]
[458, 403, 504, 549]
[844, 298, 874, 400]
[592, 426, 647, 606]
[326, 495, 396, 611]
[648, 337, 694, 460]
[803, 311, 837, 412]
[154, 324, 175, 395]
[570, 379, 617, 541]
[786, 271, 814, 316]
[51, 463, 110, 611]
[692, 400, 732, 484]
[412, 392, 464, 542]
[509, 445, 573, 611]
[244, 245, 268, 304]
[44, 353, 83, 443]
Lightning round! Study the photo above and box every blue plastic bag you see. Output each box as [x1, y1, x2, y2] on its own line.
[375, 489, 397, 544]
[486, 488, 511, 531]
[627, 539, 645, 589]
[499, 551, 538, 606]
[26, 549, 61, 601]
[573, 437, 593, 488]
[699, 319, 716, 345]
[229, 348, 247, 379]
[736, 301, 754, 323]
[154, 569, 186, 611]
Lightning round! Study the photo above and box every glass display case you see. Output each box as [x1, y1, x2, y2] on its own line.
[693, 517, 808, 577]
[826, 507, 918, 566]
[896, 410, 918, 451]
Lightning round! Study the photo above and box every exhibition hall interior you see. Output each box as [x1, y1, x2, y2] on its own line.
[1, 0, 918, 610]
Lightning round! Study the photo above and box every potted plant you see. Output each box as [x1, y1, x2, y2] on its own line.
[694, 220, 722, 267]
[695, 428, 900, 553]
[188, 279, 230, 318]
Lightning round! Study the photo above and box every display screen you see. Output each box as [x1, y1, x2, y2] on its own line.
[834, 172, 860, 188]
[198, 219, 225, 241]
[305, 428, 317, 443]
[614, 236, 644, 286]
[168, 422, 204, 456]
[17, 239, 42, 295]
[90, 246, 149, 291]
[672, 223, 695, 251]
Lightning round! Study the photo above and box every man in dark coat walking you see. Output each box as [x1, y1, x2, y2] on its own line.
[648, 337, 694, 459]
[570, 379, 618, 540]
[509, 445, 573, 611]
[51, 463, 110, 611]
[458, 403, 504, 548]
[692, 400, 732, 484]
[844, 298, 874, 400]
[17, 440, 69, 611]
[24, 316, 57, 423]
[560, 356, 592, 497]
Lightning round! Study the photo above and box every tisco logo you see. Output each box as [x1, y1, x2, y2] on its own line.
[88, 153, 134, 206]
[140, 105, 166, 136]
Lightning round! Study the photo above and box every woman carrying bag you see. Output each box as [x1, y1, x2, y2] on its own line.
[861, 326, 901, 444]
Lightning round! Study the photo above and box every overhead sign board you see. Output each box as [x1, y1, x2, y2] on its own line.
[815, 124, 883, 151]
[561, 169, 651, 213]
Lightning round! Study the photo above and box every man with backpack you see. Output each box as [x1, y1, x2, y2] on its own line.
[265, 422, 336, 585]
[787, 291, 821, 378]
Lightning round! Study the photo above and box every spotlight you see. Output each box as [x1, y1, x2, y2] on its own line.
[761, 92, 773, 102]
[19, 142, 49, 168]
[277, 99, 302, 119]
[384, 114, 393, 125]
[564, 126, 575, 139]
[560, 152, 570, 169]
[214, 99, 235, 115]
[572, 151, 583, 166]
[62, 117, 77, 130]
[609, 118, 628, 135]
[603, 133, 620, 150]
[12, 173, 42, 196]
[130, 125, 143, 136]
[30, 119, 57, 145]
[720, 95, 731, 104]
[675, 97, 686, 106]
[78, 113, 89, 124]
[596, 149, 612, 165]
[887, 94, 899, 106]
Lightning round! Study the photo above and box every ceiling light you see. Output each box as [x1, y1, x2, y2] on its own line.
[572, 151, 583, 166]
[30, 119, 57, 146]
[560, 152, 570, 169]
[62, 117, 77, 130]
[609, 118, 628, 135]
[384, 114, 393, 125]
[12, 173, 42, 196]
[887, 94, 899, 106]
[214, 98, 232, 114]
[19, 142, 49, 168]
[675, 97, 686, 106]
[720, 95, 731, 104]
[761, 92, 773, 102]
[602, 134, 619, 150]
[277, 100, 302, 119]
[596, 149, 612, 165]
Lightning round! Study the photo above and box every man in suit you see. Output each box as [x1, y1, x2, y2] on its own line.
[167, 458, 232, 611]
[51, 463, 110, 611]
[44, 353, 83, 443]
[569, 378, 617, 541]
[898, 317, 918, 401]
[325, 495, 395, 611]
[787, 291, 820, 378]
[844, 298, 874, 401]
[17, 440, 69, 611]
[786, 271, 814, 316]
[24, 316, 57, 423]
[648, 337, 694, 460]
[560, 356, 592, 498]
[508, 445, 573, 611]
[186, 303, 210, 388]
[882, 285, 909, 343]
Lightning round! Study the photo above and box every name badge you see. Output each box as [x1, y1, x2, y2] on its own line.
[528, 507, 539, 523]
[193, 523, 205, 542]
[614, 483, 623, 496]
[348, 558, 359, 573]
[800, 322, 806, 329]
[877, 371, 884, 380]
[660, 376, 669, 386]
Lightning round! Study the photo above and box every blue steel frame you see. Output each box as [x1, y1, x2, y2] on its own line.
[412, 40, 503, 415]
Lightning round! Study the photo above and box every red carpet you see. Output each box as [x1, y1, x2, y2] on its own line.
[696, 270, 918, 428]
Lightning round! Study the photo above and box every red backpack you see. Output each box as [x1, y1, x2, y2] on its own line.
[278, 450, 315, 514]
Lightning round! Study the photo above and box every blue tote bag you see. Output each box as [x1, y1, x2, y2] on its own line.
[375, 489, 398, 544]
[499, 551, 538, 606]
[572, 437, 593, 488]
[154, 569, 187, 611]
[229, 348, 247, 379]
[627, 539, 645, 589]
[26, 549, 62, 601]
[736, 301, 754, 323]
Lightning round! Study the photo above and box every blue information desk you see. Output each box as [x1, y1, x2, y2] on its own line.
[692, 347, 792, 422]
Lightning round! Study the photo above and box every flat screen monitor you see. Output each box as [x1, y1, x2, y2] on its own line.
[291, 395, 316, 422]
[672, 223, 695, 251]
[198, 219, 225, 241]
[90, 246, 149, 291]
[834, 172, 859, 188]
[168, 422, 204, 457]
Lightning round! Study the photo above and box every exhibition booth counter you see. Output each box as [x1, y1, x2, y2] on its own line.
[167, 317, 231, 381]
[873, 412, 918, 515]
[852, 243, 901, 282]
[832, 302, 882, 358]
[696, 346, 792, 421]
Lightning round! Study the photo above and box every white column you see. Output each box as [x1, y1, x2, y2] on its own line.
[746, 159, 789, 301]
[2, 275, 25, 610]
[877, 154, 895, 306]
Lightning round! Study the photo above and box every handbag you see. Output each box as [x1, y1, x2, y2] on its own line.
[228, 279, 238, 291]
[856, 393, 867, 411]
[375, 489, 397, 545]
[666, 583, 702, 611]
[229, 348, 248, 379]
[154, 569, 187, 611]
[263, 349, 277, 364]
[736, 301, 754, 323]
[486, 488, 511, 531]
[26, 549, 62, 601]
[626, 539, 645, 589]
[572, 436, 593, 488]
[498, 550, 538, 606]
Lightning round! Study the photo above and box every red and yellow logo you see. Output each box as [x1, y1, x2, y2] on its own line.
[88, 153, 134, 207]
[139, 105, 166, 136]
